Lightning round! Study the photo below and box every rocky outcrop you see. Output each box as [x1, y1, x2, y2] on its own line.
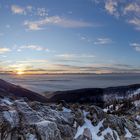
[0, 97, 139, 140]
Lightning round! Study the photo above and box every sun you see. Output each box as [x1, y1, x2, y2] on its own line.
[17, 71, 24, 75]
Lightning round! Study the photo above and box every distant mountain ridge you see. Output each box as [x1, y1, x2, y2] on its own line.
[0, 79, 48, 102]
[0, 78, 140, 107]
[48, 84, 140, 106]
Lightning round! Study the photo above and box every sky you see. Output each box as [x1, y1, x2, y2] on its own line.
[0, 0, 140, 74]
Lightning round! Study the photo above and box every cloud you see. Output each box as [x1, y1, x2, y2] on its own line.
[128, 18, 140, 30]
[105, 0, 119, 17]
[0, 48, 11, 54]
[2, 59, 140, 74]
[78, 63, 140, 74]
[123, 2, 140, 30]
[18, 59, 48, 63]
[92, 1, 140, 31]
[79, 35, 92, 43]
[54, 53, 95, 63]
[94, 38, 112, 45]
[18, 45, 49, 51]
[36, 8, 48, 17]
[24, 16, 94, 30]
[11, 4, 49, 17]
[124, 2, 140, 15]
[130, 43, 140, 52]
[11, 5, 26, 15]
[56, 53, 95, 59]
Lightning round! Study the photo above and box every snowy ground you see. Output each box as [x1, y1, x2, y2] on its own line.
[74, 111, 120, 140]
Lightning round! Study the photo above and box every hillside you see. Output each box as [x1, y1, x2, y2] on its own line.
[0, 79, 139, 140]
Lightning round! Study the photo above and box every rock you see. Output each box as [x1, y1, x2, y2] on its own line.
[104, 133, 114, 140]
[75, 135, 87, 140]
[112, 131, 117, 140]
[83, 128, 92, 140]
[75, 128, 92, 140]
[74, 109, 85, 126]
[3, 110, 19, 128]
[58, 124, 76, 140]
[0, 96, 139, 140]
[35, 120, 62, 140]
[14, 100, 43, 124]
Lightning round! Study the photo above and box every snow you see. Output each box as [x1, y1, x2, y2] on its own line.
[101, 128, 120, 140]
[129, 88, 140, 98]
[134, 100, 140, 106]
[62, 107, 71, 113]
[113, 130, 120, 140]
[124, 128, 132, 138]
[74, 111, 121, 140]
[132, 88, 140, 96]
[3, 110, 19, 128]
[26, 133, 37, 140]
[136, 115, 140, 121]
[135, 121, 140, 129]
[103, 108, 108, 113]
[1, 98, 13, 105]
[74, 111, 104, 140]
[103, 104, 120, 113]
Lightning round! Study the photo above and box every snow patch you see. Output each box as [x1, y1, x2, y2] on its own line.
[135, 121, 140, 129]
[124, 128, 132, 138]
[74, 111, 104, 140]
[134, 100, 140, 106]
[3, 110, 19, 128]
[26, 133, 37, 140]
[62, 107, 71, 113]
[1, 98, 13, 105]
[129, 88, 140, 98]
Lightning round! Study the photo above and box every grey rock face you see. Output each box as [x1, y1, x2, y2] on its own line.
[35, 121, 62, 140]
[0, 97, 139, 140]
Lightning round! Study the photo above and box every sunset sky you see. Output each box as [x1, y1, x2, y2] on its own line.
[0, 0, 140, 74]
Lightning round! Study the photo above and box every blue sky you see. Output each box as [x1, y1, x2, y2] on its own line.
[0, 0, 140, 74]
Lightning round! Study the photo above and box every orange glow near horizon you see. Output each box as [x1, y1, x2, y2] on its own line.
[15, 68, 25, 75]
[17, 71, 24, 75]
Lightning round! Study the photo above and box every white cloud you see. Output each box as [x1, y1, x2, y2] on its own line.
[24, 22, 42, 30]
[105, 0, 119, 17]
[11, 4, 49, 17]
[80, 36, 92, 43]
[19, 45, 49, 51]
[56, 54, 95, 59]
[18, 59, 48, 63]
[36, 8, 48, 17]
[130, 43, 140, 52]
[20, 45, 43, 51]
[24, 16, 93, 30]
[124, 3, 140, 14]
[11, 5, 34, 16]
[92, 1, 140, 31]
[123, 2, 140, 30]
[94, 38, 112, 45]
[128, 18, 140, 30]
[11, 5, 26, 15]
[0, 48, 11, 54]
